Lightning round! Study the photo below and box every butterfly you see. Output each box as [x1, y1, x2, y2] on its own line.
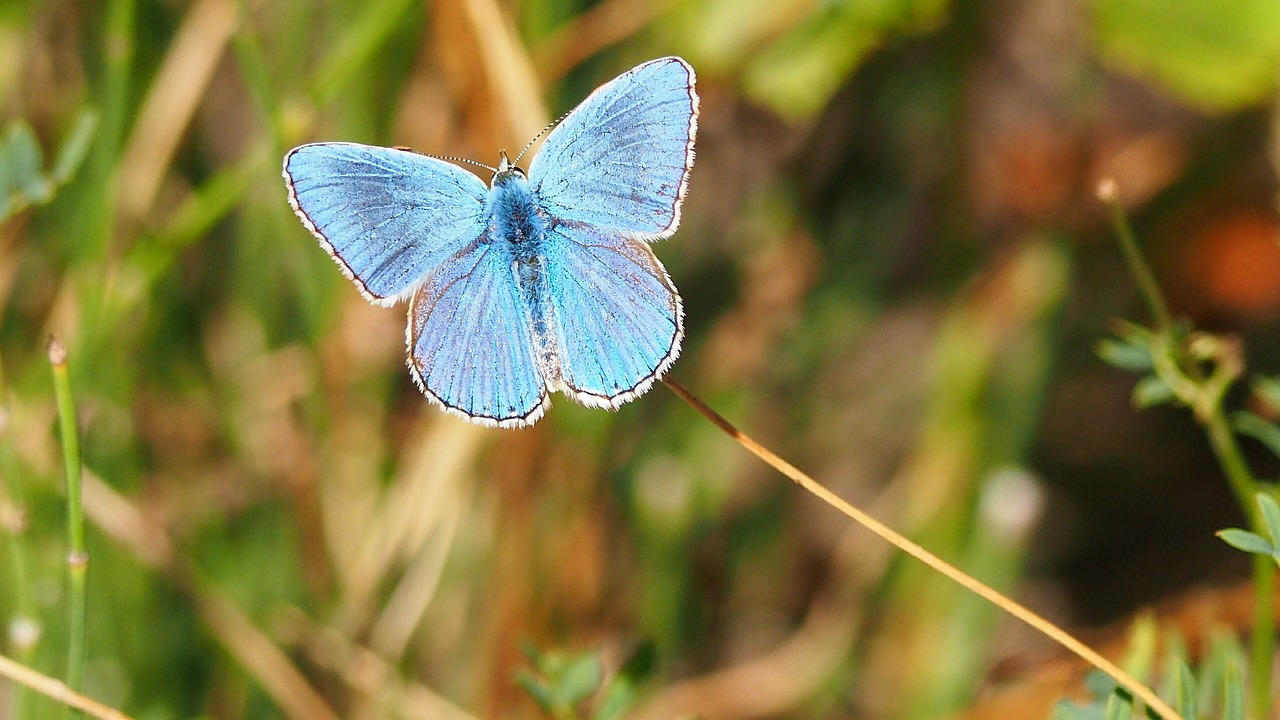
[283, 57, 698, 428]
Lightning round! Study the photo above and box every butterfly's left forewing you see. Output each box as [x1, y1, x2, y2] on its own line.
[543, 222, 682, 407]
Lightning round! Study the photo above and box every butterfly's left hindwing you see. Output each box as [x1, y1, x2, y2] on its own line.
[284, 143, 488, 305]
[408, 241, 550, 428]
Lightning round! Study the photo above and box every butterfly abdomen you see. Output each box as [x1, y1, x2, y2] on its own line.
[513, 254, 564, 386]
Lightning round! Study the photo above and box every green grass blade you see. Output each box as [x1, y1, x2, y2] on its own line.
[49, 338, 87, 719]
[49, 110, 99, 185]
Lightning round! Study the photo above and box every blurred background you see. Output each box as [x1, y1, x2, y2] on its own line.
[2, 0, 1280, 718]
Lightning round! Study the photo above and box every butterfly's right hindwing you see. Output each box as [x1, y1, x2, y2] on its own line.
[284, 142, 488, 305]
[542, 221, 682, 408]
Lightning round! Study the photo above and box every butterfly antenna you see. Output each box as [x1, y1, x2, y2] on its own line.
[436, 155, 499, 174]
[512, 109, 573, 166]
[399, 147, 498, 174]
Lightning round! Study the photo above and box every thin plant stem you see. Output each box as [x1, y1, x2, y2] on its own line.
[663, 377, 1182, 720]
[1205, 407, 1265, 527]
[49, 338, 87, 719]
[1205, 407, 1272, 720]
[1100, 179, 1271, 719]
[0, 653, 133, 720]
[1098, 180, 1173, 331]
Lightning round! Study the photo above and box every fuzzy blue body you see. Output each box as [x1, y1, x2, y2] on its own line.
[283, 56, 699, 427]
[487, 170, 560, 382]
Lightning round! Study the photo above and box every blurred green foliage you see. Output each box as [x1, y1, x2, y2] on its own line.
[0, 112, 95, 221]
[0, 0, 1279, 719]
[1093, 0, 1280, 111]
[515, 639, 655, 720]
[1054, 627, 1252, 720]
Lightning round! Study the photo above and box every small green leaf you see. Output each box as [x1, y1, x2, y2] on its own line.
[5, 121, 50, 204]
[1133, 375, 1175, 408]
[1253, 376, 1280, 414]
[515, 669, 556, 711]
[1097, 337, 1153, 371]
[517, 637, 549, 672]
[1217, 528, 1273, 555]
[1258, 493, 1280, 545]
[1120, 613, 1157, 680]
[1172, 659, 1198, 720]
[1222, 662, 1244, 720]
[50, 109, 98, 185]
[1113, 319, 1160, 345]
[556, 652, 603, 706]
[1232, 410, 1280, 460]
[1201, 629, 1248, 712]
[1103, 688, 1133, 720]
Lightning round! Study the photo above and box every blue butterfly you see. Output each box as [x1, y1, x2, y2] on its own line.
[283, 57, 698, 427]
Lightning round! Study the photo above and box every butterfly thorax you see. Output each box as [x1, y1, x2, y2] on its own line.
[487, 167, 546, 250]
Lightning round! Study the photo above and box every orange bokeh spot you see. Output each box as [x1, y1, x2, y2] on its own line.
[1188, 213, 1280, 320]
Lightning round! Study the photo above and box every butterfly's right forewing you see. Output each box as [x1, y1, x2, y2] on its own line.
[284, 143, 488, 305]
[528, 57, 697, 240]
